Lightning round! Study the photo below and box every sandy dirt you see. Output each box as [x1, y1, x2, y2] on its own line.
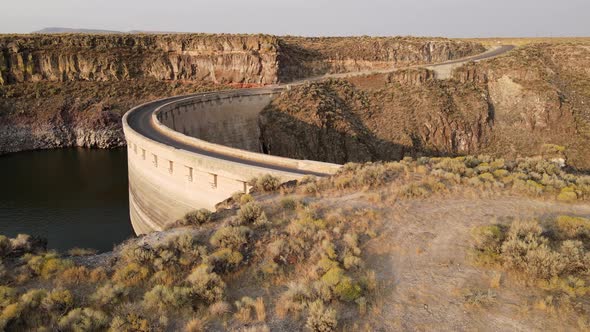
[363, 196, 590, 331]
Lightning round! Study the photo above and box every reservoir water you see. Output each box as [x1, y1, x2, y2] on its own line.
[0, 148, 133, 252]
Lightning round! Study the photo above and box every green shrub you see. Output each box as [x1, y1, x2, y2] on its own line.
[321, 267, 344, 287]
[501, 220, 563, 279]
[250, 175, 281, 192]
[91, 283, 129, 306]
[186, 264, 225, 303]
[478, 172, 495, 182]
[58, 307, 109, 331]
[306, 300, 337, 332]
[209, 248, 243, 271]
[555, 215, 590, 238]
[471, 225, 505, 254]
[210, 226, 251, 250]
[143, 285, 193, 312]
[237, 202, 267, 225]
[113, 263, 150, 287]
[557, 190, 578, 202]
[0, 286, 15, 307]
[25, 253, 74, 279]
[240, 194, 254, 205]
[0, 303, 22, 330]
[280, 198, 297, 210]
[41, 289, 74, 313]
[183, 209, 212, 225]
[333, 277, 362, 302]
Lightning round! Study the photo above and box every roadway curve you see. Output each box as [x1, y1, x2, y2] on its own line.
[126, 45, 515, 177]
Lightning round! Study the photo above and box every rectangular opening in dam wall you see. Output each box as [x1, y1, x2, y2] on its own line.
[168, 160, 174, 174]
[152, 154, 158, 167]
[185, 166, 193, 182]
[209, 173, 218, 189]
[142, 149, 146, 160]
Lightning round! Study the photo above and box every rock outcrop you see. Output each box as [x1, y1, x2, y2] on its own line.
[0, 34, 485, 86]
[259, 79, 492, 164]
[259, 43, 590, 171]
[0, 34, 280, 85]
[278, 37, 486, 81]
[0, 102, 125, 154]
[0, 80, 226, 154]
[452, 43, 590, 169]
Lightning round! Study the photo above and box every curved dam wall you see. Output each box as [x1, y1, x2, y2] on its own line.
[157, 90, 275, 153]
[123, 88, 340, 234]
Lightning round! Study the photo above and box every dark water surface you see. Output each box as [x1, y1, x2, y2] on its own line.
[0, 148, 134, 252]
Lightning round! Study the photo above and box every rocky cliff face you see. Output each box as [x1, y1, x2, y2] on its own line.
[0, 34, 280, 85]
[452, 43, 590, 170]
[278, 37, 486, 81]
[0, 34, 487, 154]
[259, 79, 492, 164]
[260, 43, 590, 171]
[0, 109, 125, 154]
[0, 80, 227, 154]
[0, 34, 485, 86]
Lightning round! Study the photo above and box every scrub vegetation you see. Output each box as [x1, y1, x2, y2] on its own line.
[0, 156, 589, 330]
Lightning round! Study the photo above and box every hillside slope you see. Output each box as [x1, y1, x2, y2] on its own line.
[0, 157, 589, 330]
[260, 42, 590, 171]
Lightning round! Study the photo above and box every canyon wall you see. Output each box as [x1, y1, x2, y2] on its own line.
[259, 79, 492, 164]
[0, 34, 485, 154]
[259, 43, 590, 170]
[0, 34, 485, 86]
[0, 80, 227, 154]
[0, 34, 280, 85]
[278, 37, 486, 81]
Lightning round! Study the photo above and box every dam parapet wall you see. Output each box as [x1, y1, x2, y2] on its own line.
[123, 88, 340, 234]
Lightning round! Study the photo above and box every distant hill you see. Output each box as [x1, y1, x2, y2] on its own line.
[34, 27, 124, 34]
[33, 27, 177, 34]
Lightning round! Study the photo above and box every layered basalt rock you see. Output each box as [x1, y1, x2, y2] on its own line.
[0, 80, 226, 154]
[259, 43, 590, 171]
[0, 34, 487, 154]
[258, 79, 492, 164]
[0, 34, 486, 86]
[278, 37, 486, 81]
[0, 34, 280, 85]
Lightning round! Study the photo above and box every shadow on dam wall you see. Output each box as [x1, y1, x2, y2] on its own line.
[158, 93, 275, 154]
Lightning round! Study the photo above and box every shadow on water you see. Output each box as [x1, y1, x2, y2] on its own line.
[0, 148, 134, 252]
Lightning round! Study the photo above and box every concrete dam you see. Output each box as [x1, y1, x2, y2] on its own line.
[123, 87, 340, 234]
[123, 45, 515, 234]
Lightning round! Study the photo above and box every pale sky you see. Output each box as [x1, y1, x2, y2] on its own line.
[2, 0, 589, 37]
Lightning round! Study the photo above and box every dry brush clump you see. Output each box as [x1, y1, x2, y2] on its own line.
[471, 216, 590, 297]
[320, 155, 590, 203]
